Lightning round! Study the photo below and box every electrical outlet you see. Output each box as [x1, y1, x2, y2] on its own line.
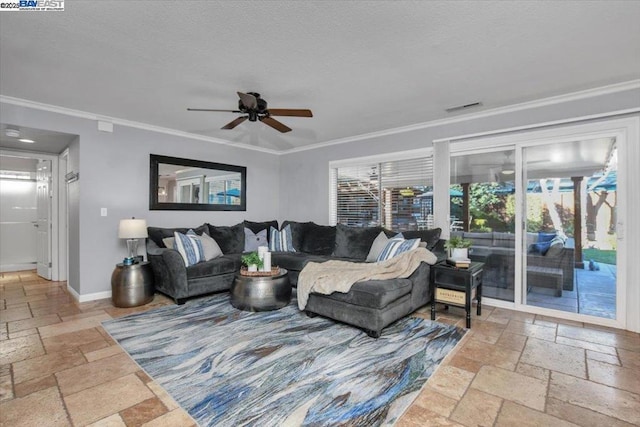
[100, 208, 107, 217]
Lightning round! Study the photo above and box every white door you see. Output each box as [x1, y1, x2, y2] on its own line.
[36, 159, 52, 279]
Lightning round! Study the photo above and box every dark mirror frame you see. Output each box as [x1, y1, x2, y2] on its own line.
[149, 154, 247, 211]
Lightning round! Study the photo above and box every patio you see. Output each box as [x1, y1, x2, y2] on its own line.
[483, 263, 617, 319]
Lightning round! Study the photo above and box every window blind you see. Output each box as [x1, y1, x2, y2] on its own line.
[330, 156, 434, 231]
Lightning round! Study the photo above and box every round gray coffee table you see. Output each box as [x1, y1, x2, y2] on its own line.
[230, 268, 291, 311]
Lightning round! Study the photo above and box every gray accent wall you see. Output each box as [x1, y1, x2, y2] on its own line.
[279, 88, 640, 224]
[0, 103, 280, 297]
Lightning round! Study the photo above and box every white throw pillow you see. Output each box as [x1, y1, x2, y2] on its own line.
[194, 232, 223, 260]
[162, 236, 175, 249]
[366, 231, 389, 262]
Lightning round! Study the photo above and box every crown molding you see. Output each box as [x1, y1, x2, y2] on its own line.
[0, 95, 280, 155]
[281, 79, 640, 154]
[2, 79, 639, 157]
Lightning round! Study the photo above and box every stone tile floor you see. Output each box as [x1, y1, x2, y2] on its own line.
[1, 271, 638, 427]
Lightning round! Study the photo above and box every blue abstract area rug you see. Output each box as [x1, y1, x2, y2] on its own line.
[103, 294, 465, 427]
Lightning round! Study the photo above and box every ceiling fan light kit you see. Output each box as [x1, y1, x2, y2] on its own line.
[188, 92, 312, 133]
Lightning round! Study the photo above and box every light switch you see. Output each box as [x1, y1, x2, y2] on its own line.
[101, 208, 107, 217]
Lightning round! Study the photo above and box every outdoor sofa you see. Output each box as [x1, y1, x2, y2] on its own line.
[146, 220, 445, 337]
[451, 231, 575, 296]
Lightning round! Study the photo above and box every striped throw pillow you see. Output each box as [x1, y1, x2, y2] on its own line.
[376, 237, 420, 262]
[269, 225, 296, 252]
[174, 230, 205, 266]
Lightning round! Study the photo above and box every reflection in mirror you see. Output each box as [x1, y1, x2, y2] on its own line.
[150, 155, 246, 211]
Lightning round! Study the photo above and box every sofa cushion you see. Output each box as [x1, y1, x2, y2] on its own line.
[317, 278, 413, 309]
[538, 232, 557, 243]
[185, 255, 240, 279]
[462, 232, 493, 248]
[244, 220, 278, 240]
[493, 232, 515, 249]
[244, 227, 268, 252]
[207, 223, 244, 254]
[196, 233, 223, 260]
[300, 223, 336, 255]
[401, 228, 442, 251]
[269, 225, 296, 252]
[377, 237, 420, 261]
[174, 231, 205, 267]
[545, 235, 566, 257]
[332, 224, 382, 260]
[366, 231, 390, 262]
[281, 220, 313, 251]
[271, 252, 328, 271]
[148, 224, 209, 248]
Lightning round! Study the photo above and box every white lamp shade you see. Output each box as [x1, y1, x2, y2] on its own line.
[118, 218, 148, 239]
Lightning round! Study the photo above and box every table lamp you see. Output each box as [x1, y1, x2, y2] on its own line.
[118, 217, 148, 265]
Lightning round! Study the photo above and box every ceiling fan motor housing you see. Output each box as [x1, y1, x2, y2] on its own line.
[239, 92, 268, 121]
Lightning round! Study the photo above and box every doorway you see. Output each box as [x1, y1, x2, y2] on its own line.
[522, 137, 618, 319]
[446, 117, 633, 328]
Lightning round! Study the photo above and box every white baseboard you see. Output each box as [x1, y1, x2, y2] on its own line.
[66, 284, 111, 303]
[1, 263, 37, 273]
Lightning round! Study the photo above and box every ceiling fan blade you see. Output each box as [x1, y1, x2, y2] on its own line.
[221, 116, 248, 130]
[267, 108, 313, 117]
[188, 108, 241, 113]
[237, 92, 258, 110]
[260, 116, 292, 133]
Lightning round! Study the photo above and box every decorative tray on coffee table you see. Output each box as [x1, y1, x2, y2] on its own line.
[239, 267, 281, 277]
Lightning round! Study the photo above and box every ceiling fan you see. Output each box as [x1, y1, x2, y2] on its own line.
[187, 92, 313, 133]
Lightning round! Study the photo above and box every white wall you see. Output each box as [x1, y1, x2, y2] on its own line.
[278, 87, 640, 332]
[0, 103, 281, 298]
[67, 137, 80, 293]
[279, 88, 640, 223]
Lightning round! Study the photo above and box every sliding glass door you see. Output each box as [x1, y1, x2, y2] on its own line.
[522, 138, 618, 319]
[450, 148, 516, 303]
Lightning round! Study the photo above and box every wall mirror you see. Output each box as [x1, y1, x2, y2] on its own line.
[149, 154, 246, 211]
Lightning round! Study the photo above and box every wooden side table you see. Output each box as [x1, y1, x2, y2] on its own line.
[431, 262, 483, 328]
[111, 261, 155, 307]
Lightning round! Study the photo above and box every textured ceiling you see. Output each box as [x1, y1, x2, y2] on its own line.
[1, 1, 639, 152]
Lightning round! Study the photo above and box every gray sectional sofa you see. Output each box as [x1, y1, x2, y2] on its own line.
[146, 220, 445, 337]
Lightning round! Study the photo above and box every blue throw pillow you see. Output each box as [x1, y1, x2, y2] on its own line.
[530, 240, 552, 255]
[269, 225, 296, 252]
[244, 227, 268, 252]
[376, 237, 420, 262]
[537, 232, 557, 243]
[174, 230, 205, 266]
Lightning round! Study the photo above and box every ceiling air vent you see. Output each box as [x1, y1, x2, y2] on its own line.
[445, 102, 483, 113]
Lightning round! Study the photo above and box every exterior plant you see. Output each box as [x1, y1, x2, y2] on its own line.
[444, 236, 473, 250]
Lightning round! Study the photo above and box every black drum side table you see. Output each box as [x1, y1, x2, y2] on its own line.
[111, 261, 155, 307]
[431, 262, 483, 328]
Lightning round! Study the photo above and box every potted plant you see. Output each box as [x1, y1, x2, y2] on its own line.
[241, 251, 263, 272]
[444, 236, 473, 260]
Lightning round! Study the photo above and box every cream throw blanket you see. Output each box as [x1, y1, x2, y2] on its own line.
[297, 248, 438, 310]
